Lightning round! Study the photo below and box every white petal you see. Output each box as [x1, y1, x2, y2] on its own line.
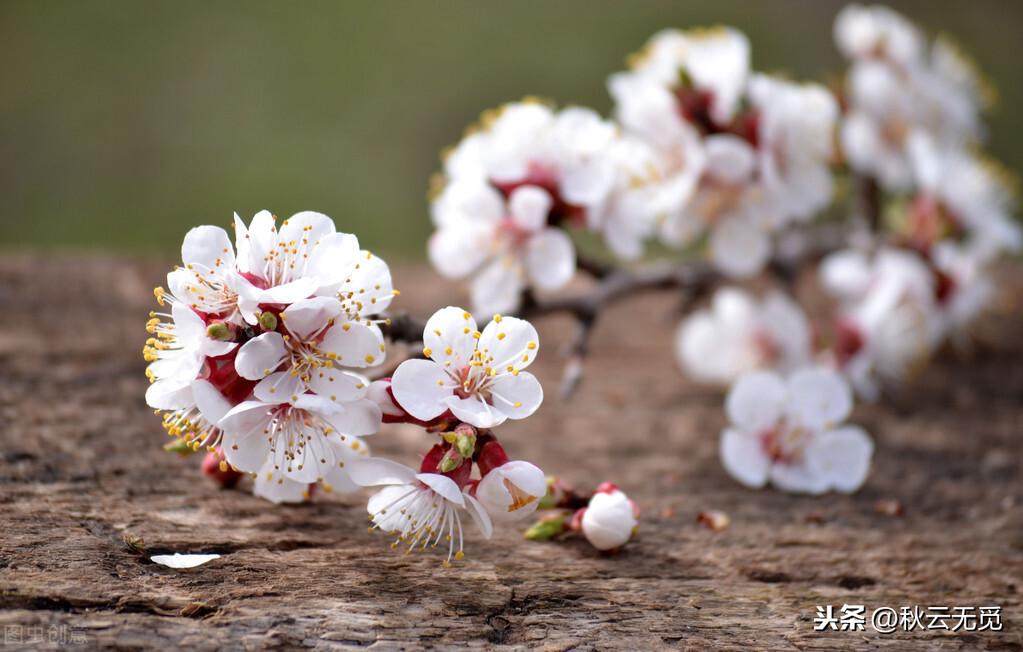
[471, 259, 525, 316]
[416, 473, 465, 507]
[145, 378, 192, 410]
[219, 401, 274, 473]
[281, 297, 342, 341]
[182, 225, 235, 271]
[254, 371, 305, 404]
[191, 379, 232, 423]
[704, 134, 755, 184]
[348, 457, 418, 487]
[769, 462, 830, 495]
[464, 492, 494, 539]
[234, 332, 288, 381]
[422, 306, 478, 369]
[390, 358, 452, 421]
[710, 216, 770, 278]
[719, 428, 770, 489]
[305, 232, 360, 287]
[488, 372, 543, 420]
[243, 210, 278, 279]
[509, 185, 552, 232]
[786, 367, 853, 429]
[475, 460, 545, 523]
[320, 321, 385, 368]
[428, 226, 493, 279]
[445, 395, 507, 429]
[308, 368, 368, 403]
[725, 370, 785, 432]
[150, 553, 221, 569]
[342, 251, 395, 313]
[525, 228, 576, 291]
[318, 398, 382, 437]
[279, 211, 336, 245]
[805, 426, 874, 493]
[478, 315, 539, 371]
[259, 277, 317, 304]
[254, 464, 310, 504]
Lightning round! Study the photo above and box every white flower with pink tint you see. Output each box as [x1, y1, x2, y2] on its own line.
[580, 484, 639, 551]
[429, 181, 575, 316]
[676, 288, 811, 387]
[721, 367, 873, 494]
[475, 456, 546, 524]
[390, 307, 542, 429]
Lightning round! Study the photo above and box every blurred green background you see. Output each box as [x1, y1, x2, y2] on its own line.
[2, 0, 1021, 260]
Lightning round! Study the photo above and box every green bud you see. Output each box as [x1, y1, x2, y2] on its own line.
[524, 513, 566, 542]
[206, 322, 233, 341]
[163, 438, 194, 455]
[537, 475, 560, 510]
[454, 432, 476, 459]
[258, 311, 278, 331]
[438, 448, 463, 473]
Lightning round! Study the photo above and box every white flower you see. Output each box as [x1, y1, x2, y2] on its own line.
[622, 27, 751, 127]
[474, 460, 546, 523]
[748, 74, 838, 222]
[581, 488, 638, 551]
[821, 247, 939, 398]
[836, 7, 991, 190]
[253, 433, 368, 505]
[153, 379, 232, 452]
[721, 367, 874, 494]
[232, 211, 395, 328]
[834, 4, 924, 66]
[349, 457, 492, 563]
[218, 392, 379, 485]
[440, 101, 618, 215]
[676, 288, 811, 387]
[390, 307, 543, 429]
[167, 223, 246, 322]
[232, 296, 382, 405]
[908, 134, 1021, 263]
[144, 299, 237, 410]
[429, 181, 575, 315]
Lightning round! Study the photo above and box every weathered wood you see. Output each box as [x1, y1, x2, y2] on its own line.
[0, 255, 1020, 650]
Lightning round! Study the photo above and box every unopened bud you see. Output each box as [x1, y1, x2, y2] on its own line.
[444, 424, 477, 458]
[258, 311, 278, 331]
[438, 448, 463, 473]
[206, 321, 233, 341]
[524, 513, 566, 542]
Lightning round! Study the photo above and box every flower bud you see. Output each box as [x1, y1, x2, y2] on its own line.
[206, 321, 234, 341]
[258, 310, 278, 331]
[475, 460, 546, 523]
[523, 513, 567, 541]
[201, 448, 242, 489]
[580, 488, 638, 551]
[438, 448, 463, 473]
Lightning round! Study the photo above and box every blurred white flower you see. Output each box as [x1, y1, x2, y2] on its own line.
[429, 181, 575, 315]
[349, 457, 492, 564]
[676, 288, 812, 387]
[390, 307, 542, 428]
[821, 247, 939, 399]
[721, 367, 873, 494]
[610, 27, 838, 277]
[580, 486, 639, 551]
[836, 5, 992, 190]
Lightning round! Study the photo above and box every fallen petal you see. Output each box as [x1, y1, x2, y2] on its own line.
[150, 553, 221, 569]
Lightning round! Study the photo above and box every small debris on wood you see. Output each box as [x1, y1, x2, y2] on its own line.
[121, 532, 146, 554]
[874, 499, 905, 517]
[696, 510, 730, 531]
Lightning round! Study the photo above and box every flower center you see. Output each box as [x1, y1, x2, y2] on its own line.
[759, 422, 811, 464]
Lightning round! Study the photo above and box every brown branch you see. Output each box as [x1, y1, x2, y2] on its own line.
[380, 222, 850, 399]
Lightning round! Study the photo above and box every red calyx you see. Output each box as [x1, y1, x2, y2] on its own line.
[492, 163, 586, 227]
[594, 481, 619, 495]
[833, 318, 865, 367]
[201, 449, 242, 489]
[420, 443, 473, 488]
[475, 438, 510, 477]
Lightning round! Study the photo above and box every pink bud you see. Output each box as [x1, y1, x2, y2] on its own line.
[201, 448, 241, 489]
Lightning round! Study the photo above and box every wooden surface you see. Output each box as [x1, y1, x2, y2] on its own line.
[0, 254, 1021, 651]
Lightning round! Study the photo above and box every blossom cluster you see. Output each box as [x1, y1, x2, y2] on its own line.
[145, 212, 552, 562]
